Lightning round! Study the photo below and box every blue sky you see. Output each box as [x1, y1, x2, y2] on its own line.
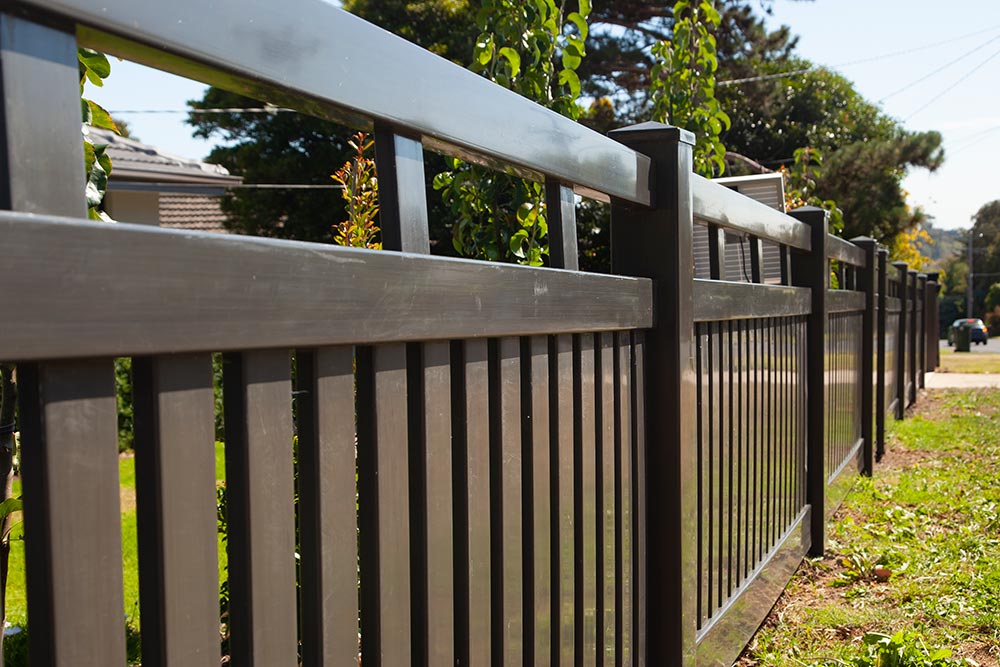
[88, 0, 1000, 230]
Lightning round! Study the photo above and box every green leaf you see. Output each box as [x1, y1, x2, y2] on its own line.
[432, 172, 453, 190]
[561, 51, 581, 71]
[86, 99, 120, 133]
[577, 0, 591, 17]
[0, 497, 22, 523]
[78, 48, 111, 78]
[566, 12, 589, 40]
[83, 140, 96, 180]
[558, 68, 580, 97]
[509, 228, 529, 258]
[498, 47, 521, 77]
[474, 35, 494, 66]
[77, 48, 111, 88]
[85, 142, 110, 210]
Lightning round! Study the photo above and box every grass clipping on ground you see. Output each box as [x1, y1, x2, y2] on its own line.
[738, 389, 1000, 667]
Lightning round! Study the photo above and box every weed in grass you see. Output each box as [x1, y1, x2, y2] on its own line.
[846, 631, 966, 667]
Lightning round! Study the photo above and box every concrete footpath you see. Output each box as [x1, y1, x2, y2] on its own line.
[924, 372, 1000, 389]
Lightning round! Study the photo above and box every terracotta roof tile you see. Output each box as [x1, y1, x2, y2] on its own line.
[159, 194, 230, 233]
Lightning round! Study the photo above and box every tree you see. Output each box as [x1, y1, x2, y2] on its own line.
[341, 0, 479, 63]
[985, 282, 1000, 313]
[187, 89, 351, 242]
[717, 51, 945, 239]
[889, 225, 935, 272]
[966, 200, 1000, 318]
[580, 1, 799, 124]
[816, 128, 943, 241]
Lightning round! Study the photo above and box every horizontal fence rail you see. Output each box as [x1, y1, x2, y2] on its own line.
[0, 2, 942, 665]
[0, 212, 653, 360]
[23, 0, 652, 205]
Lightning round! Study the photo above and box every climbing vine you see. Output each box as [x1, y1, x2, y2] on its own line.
[434, 0, 590, 265]
[650, 0, 729, 177]
[78, 48, 119, 221]
[780, 146, 844, 233]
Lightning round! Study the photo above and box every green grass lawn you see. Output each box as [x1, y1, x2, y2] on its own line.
[738, 389, 1000, 666]
[937, 349, 1000, 374]
[5, 442, 227, 628]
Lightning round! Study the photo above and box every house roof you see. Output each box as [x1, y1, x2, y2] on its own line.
[158, 193, 230, 233]
[89, 127, 243, 189]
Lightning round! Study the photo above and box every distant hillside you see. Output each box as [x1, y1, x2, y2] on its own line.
[923, 223, 964, 270]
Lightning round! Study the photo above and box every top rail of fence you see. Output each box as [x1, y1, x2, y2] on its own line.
[827, 235, 866, 268]
[19, 0, 652, 206]
[691, 175, 811, 250]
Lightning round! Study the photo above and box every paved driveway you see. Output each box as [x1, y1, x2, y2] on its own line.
[925, 372, 1000, 389]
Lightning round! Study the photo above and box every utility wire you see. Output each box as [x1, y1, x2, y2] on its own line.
[905, 44, 1000, 121]
[837, 23, 1000, 67]
[949, 124, 1000, 156]
[718, 23, 1000, 87]
[879, 34, 1000, 102]
[112, 107, 295, 114]
[718, 68, 812, 86]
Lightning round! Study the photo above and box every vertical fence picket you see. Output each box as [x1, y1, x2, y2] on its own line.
[133, 354, 219, 667]
[223, 350, 297, 667]
[551, 334, 576, 666]
[296, 347, 360, 667]
[491, 337, 523, 667]
[527, 335, 552, 665]
[422, 341, 455, 666]
[455, 339, 492, 666]
[19, 361, 126, 666]
[630, 333, 647, 667]
[615, 332, 633, 666]
[357, 344, 412, 667]
[575, 333, 598, 666]
[599, 332, 617, 666]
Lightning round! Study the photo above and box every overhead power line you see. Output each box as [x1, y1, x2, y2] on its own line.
[718, 23, 1000, 87]
[949, 123, 1000, 156]
[111, 107, 295, 114]
[879, 34, 1000, 102]
[905, 44, 1000, 121]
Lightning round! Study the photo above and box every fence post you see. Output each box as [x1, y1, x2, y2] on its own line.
[908, 270, 918, 406]
[609, 122, 697, 666]
[875, 249, 888, 461]
[852, 238, 877, 476]
[917, 274, 928, 389]
[892, 262, 908, 420]
[2, 13, 131, 667]
[926, 273, 940, 370]
[788, 207, 828, 557]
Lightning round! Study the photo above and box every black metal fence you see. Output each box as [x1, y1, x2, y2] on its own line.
[0, 2, 940, 665]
